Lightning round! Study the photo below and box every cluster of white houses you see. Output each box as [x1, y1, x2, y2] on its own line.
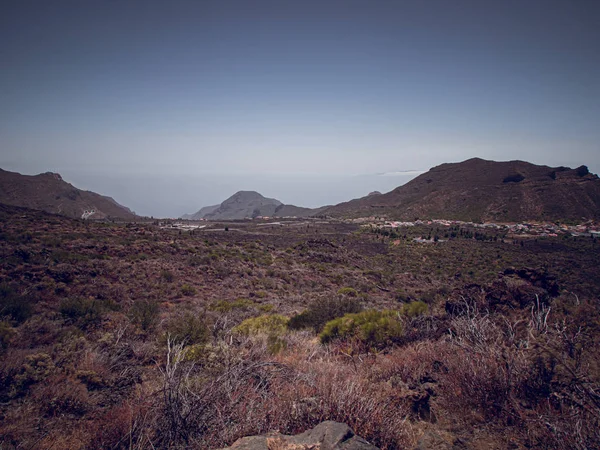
[363, 217, 600, 238]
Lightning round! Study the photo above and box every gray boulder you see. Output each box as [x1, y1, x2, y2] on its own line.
[221, 421, 379, 450]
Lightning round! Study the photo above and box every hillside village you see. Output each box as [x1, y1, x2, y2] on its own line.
[368, 218, 600, 238]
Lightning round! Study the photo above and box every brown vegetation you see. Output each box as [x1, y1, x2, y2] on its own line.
[0, 203, 599, 448]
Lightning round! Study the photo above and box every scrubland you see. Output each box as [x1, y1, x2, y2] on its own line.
[1, 204, 599, 449]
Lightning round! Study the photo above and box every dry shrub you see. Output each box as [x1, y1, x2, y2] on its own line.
[375, 304, 600, 450]
[0, 348, 29, 399]
[369, 340, 452, 387]
[437, 345, 523, 424]
[153, 336, 287, 446]
[31, 374, 91, 417]
[265, 360, 414, 449]
[151, 334, 414, 449]
[129, 299, 159, 331]
[0, 401, 40, 448]
[89, 396, 155, 450]
[516, 314, 600, 449]
[37, 426, 90, 450]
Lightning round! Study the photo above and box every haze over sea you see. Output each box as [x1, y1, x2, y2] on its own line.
[51, 169, 420, 219]
[3, 1, 599, 219]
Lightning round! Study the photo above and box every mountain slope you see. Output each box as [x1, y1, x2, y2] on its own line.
[184, 191, 325, 220]
[201, 191, 283, 220]
[273, 204, 329, 218]
[321, 158, 600, 222]
[182, 204, 220, 220]
[0, 168, 136, 220]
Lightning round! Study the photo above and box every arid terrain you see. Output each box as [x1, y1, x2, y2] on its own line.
[0, 169, 136, 221]
[3, 0, 599, 446]
[323, 158, 600, 222]
[1, 203, 599, 449]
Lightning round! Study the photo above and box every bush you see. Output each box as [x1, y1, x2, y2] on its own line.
[164, 311, 209, 346]
[258, 304, 274, 313]
[0, 283, 33, 324]
[161, 270, 175, 282]
[233, 314, 289, 337]
[503, 174, 525, 183]
[129, 299, 159, 331]
[337, 287, 358, 297]
[36, 376, 90, 417]
[210, 298, 255, 313]
[181, 284, 196, 296]
[401, 300, 429, 318]
[10, 353, 55, 397]
[59, 297, 104, 328]
[320, 310, 404, 350]
[289, 297, 363, 332]
[266, 335, 287, 355]
[0, 320, 16, 349]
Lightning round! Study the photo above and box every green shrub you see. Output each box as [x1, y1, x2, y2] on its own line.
[182, 343, 211, 361]
[233, 314, 289, 337]
[76, 370, 105, 389]
[267, 334, 287, 355]
[289, 297, 362, 332]
[258, 304, 274, 313]
[401, 300, 429, 317]
[129, 299, 159, 331]
[0, 283, 33, 324]
[181, 284, 196, 296]
[0, 320, 16, 349]
[10, 353, 55, 397]
[164, 311, 209, 346]
[59, 297, 104, 328]
[187, 255, 205, 267]
[319, 310, 403, 350]
[161, 270, 175, 282]
[337, 287, 358, 297]
[210, 298, 255, 313]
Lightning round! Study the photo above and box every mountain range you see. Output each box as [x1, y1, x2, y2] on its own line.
[319, 158, 600, 222]
[3, 158, 600, 222]
[0, 168, 136, 220]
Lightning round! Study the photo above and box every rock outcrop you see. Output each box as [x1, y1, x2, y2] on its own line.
[221, 421, 379, 450]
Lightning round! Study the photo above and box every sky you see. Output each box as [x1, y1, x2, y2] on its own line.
[1, 0, 599, 217]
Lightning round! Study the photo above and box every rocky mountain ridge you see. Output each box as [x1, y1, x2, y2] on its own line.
[184, 190, 326, 220]
[320, 158, 600, 222]
[0, 168, 136, 220]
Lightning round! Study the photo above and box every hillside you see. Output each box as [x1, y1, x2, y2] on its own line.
[182, 204, 220, 220]
[201, 191, 283, 220]
[273, 203, 329, 218]
[0, 168, 136, 220]
[185, 191, 324, 220]
[321, 158, 600, 222]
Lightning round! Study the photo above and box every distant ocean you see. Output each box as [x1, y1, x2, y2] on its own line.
[58, 171, 422, 218]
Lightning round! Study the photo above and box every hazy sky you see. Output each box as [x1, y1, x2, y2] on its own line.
[1, 0, 599, 216]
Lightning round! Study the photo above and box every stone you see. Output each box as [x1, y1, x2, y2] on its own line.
[221, 421, 379, 450]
